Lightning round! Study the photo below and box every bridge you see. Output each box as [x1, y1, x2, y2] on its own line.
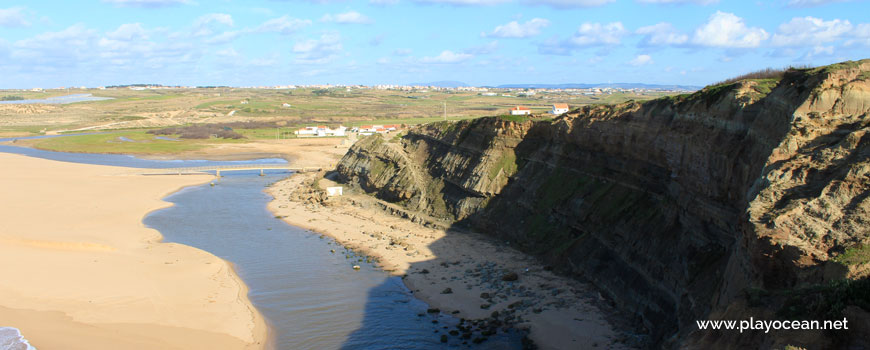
[141, 164, 322, 177]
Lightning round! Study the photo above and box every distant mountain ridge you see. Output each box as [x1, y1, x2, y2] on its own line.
[496, 83, 701, 91]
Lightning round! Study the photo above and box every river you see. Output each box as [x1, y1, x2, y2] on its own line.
[0, 139, 522, 350]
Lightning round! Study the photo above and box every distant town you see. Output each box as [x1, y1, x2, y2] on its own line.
[17, 82, 697, 99]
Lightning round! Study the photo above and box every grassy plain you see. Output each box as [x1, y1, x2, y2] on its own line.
[0, 86, 678, 153]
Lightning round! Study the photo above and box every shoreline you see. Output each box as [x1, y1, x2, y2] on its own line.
[266, 172, 638, 350]
[0, 152, 267, 350]
[4, 135, 351, 167]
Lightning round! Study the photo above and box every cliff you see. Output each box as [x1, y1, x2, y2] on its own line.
[334, 60, 870, 348]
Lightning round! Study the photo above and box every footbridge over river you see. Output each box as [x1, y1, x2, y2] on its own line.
[141, 164, 322, 177]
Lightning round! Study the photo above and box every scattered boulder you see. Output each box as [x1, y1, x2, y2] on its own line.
[441, 287, 453, 294]
[501, 272, 519, 282]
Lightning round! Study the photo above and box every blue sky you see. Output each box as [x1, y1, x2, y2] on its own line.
[0, 0, 868, 88]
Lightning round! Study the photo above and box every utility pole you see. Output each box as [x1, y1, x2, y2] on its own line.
[443, 101, 447, 121]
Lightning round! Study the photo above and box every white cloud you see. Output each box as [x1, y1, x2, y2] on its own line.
[371, 0, 400, 4]
[811, 45, 834, 55]
[12, 24, 195, 71]
[0, 7, 28, 27]
[636, 0, 718, 4]
[629, 54, 653, 65]
[320, 11, 373, 24]
[413, 0, 510, 5]
[485, 18, 550, 38]
[787, 0, 852, 7]
[524, 0, 615, 7]
[846, 23, 870, 46]
[771, 17, 852, 47]
[636, 22, 688, 46]
[421, 50, 473, 63]
[195, 13, 234, 27]
[102, 0, 189, 7]
[205, 31, 239, 44]
[107, 23, 148, 41]
[536, 22, 625, 56]
[216, 48, 240, 58]
[293, 33, 342, 64]
[15, 24, 97, 55]
[192, 13, 234, 38]
[256, 16, 312, 35]
[570, 22, 626, 46]
[691, 11, 769, 48]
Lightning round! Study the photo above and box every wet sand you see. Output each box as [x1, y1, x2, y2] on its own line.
[0, 153, 266, 350]
[267, 172, 634, 350]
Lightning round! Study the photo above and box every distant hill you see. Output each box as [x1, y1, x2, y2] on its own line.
[408, 81, 469, 88]
[495, 83, 701, 91]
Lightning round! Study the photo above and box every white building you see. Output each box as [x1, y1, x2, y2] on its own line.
[510, 106, 531, 115]
[551, 103, 569, 115]
[294, 125, 347, 137]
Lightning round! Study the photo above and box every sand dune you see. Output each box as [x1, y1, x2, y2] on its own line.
[0, 153, 266, 350]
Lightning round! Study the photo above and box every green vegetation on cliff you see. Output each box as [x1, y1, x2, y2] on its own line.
[778, 278, 870, 321]
[333, 60, 870, 348]
[833, 244, 870, 266]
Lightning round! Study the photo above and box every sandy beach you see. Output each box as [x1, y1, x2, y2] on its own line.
[267, 172, 635, 350]
[0, 153, 266, 350]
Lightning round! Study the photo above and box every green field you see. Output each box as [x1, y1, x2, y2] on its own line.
[0, 86, 680, 141]
[26, 131, 236, 154]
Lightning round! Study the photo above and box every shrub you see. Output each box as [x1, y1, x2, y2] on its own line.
[709, 65, 812, 87]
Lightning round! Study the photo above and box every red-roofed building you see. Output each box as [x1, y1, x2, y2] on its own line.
[551, 104, 569, 115]
[510, 106, 531, 115]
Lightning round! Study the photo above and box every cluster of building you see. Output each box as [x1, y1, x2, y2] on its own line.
[354, 124, 400, 136]
[510, 103, 570, 116]
[293, 124, 404, 137]
[294, 125, 347, 137]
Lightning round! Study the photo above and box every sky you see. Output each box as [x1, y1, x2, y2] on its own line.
[0, 0, 868, 88]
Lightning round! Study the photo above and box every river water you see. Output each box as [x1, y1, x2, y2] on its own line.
[0, 139, 523, 350]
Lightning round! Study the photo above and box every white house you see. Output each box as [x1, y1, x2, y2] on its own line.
[321, 125, 347, 137]
[295, 126, 318, 136]
[510, 106, 531, 115]
[359, 125, 387, 133]
[282, 103, 292, 107]
[295, 125, 347, 137]
[551, 103, 570, 115]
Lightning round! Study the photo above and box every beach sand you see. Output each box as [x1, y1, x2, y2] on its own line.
[267, 172, 635, 350]
[0, 153, 266, 350]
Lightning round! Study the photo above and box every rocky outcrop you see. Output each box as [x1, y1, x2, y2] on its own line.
[334, 60, 870, 348]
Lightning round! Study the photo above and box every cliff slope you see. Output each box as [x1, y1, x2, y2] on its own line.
[334, 60, 870, 348]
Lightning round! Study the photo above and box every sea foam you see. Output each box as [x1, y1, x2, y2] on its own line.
[0, 328, 36, 350]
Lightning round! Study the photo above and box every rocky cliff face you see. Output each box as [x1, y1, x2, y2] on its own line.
[334, 60, 870, 348]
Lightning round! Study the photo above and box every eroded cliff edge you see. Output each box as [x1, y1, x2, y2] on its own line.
[334, 60, 870, 348]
